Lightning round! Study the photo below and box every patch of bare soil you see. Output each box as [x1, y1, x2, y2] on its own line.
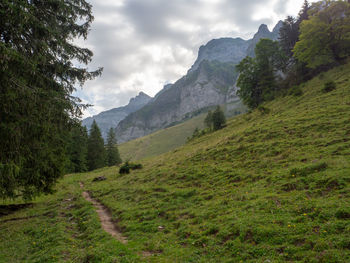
[79, 182, 127, 244]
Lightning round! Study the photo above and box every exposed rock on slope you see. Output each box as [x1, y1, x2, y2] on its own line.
[82, 92, 151, 140]
[189, 38, 250, 73]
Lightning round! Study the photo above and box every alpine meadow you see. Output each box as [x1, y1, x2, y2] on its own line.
[1, 0, 350, 262]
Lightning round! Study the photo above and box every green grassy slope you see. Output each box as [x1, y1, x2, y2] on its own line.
[1, 64, 350, 262]
[0, 175, 139, 263]
[119, 101, 246, 161]
[119, 114, 206, 161]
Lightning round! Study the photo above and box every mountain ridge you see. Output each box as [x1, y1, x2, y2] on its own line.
[82, 92, 151, 140]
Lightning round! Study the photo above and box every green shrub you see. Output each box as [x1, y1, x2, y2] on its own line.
[119, 162, 130, 174]
[119, 161, 143, 174]
[335, 208, 350, 219]
[322, 81, 336, 93]
[289, 85, 303, 96]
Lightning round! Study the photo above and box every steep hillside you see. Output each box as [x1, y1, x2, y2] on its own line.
[84, 64, 350, 262]
[119, 102, 246, 161]
[82, 92, 151, 139]
[2, 64, 349, 262]
[119, 114, 207, 161]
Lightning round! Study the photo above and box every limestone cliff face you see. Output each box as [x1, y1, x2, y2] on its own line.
[82, 92, 151, 140]
[189, 38, 250, 73]
[115, 61, 237, 143]
[115, 21, 282, 143]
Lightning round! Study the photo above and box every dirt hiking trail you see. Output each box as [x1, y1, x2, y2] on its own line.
[79, 182, 127, 244]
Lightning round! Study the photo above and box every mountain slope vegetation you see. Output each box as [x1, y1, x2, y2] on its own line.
[119, 113, 207, 161]
[119, 102, 246, 161]
[1, 63, 349, 262]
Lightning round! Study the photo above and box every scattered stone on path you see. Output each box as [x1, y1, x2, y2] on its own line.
[92, 176, 107, 182]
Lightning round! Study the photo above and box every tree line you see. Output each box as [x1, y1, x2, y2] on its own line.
[236, 0, 350, 109]
[0, 0, 104, 199]
[66, 121, 122, 174]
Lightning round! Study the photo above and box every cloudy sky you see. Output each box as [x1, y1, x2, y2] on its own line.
[76, 0, 317, 118]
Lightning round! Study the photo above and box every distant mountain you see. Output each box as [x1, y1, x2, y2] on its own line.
[82, 92, 151, 140]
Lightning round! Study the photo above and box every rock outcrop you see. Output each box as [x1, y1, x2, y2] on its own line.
[189, 38, 250, 73]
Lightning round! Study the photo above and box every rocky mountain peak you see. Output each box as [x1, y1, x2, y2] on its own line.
[128, 92, 151, 108]
[257, 24, 270, 34]
[188, 37, 249, 72]
[273, 20, 283, 34]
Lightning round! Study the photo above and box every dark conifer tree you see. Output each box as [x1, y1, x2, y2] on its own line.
[212, 106, 226, 131]
[297, 0, 310, 23]
[67, 125, 88, 173]
[279, 1, 310, 59]
[87, 121, 106, 171]
[279, 16, 299, 58]
[106, 128, 122, 167]
[204, 110, 213, 130]
[0, 0, 101, 199]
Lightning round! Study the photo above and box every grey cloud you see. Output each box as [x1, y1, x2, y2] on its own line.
[274, 0, 289, 15]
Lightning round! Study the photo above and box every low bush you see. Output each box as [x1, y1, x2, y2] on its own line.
[119, 162, 130, 174]
[322, 81, 336, 93]
[335, 208, 350, 219]
[119, 161, 143, 174]
[289, 85, 303, 96]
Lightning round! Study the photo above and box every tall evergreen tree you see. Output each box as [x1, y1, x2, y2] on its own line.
[106, 128, 122, 167]
[204, 110, 213, 130]
[279, 1, 310, 60]
[67, 125, 88, 173]
[279, 16, 299, 58]
[0, 0, 101, 199]
[297, 0, 310, 23]
[87, 121, 106, 171]
[212, 106, 226, 131]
